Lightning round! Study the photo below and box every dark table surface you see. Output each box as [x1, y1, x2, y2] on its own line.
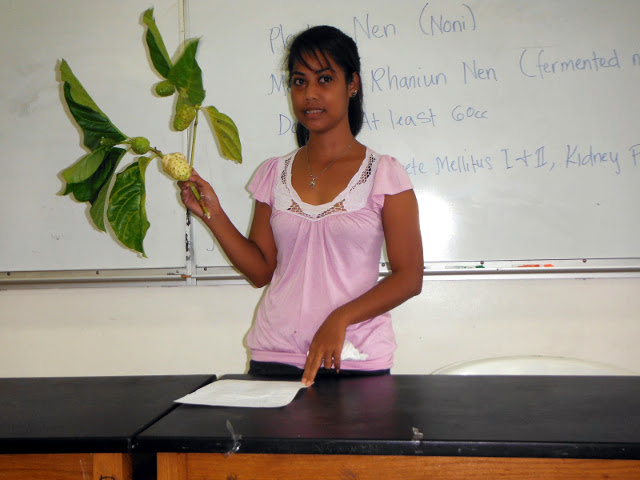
[134, 374, 640, 459]
[0, 374, 215, 454]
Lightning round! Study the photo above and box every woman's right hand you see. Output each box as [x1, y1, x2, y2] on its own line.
[178, 169, 220, 220]
[177, 169, 278, 287]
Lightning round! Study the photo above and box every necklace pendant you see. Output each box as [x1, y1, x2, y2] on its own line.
[309, 178, 316, 188]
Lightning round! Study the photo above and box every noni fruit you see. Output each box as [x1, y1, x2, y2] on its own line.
[155, 80, 176, 97]
[100, 137, 118, 147]
[161, 152, 192, 181]
[173, 106, 197, 131]
[130, 136, 151, 154]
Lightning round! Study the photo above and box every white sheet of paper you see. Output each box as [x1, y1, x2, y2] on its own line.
[175, 379, 307, 408]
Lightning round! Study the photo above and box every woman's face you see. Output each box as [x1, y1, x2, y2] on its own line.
[290, 52, 358, 137]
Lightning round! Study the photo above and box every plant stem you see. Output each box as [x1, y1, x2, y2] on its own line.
[187, 108, 209, 218]
[189, 106, 200, 168]
[188, 183, 210, 218]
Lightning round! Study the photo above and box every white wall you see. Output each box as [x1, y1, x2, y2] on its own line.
[1, 277, 639, 377]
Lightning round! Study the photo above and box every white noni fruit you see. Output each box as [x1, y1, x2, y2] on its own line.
[161, 152, 192, 181]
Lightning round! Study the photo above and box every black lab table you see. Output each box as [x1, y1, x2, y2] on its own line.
[0, 375, 214, 480]
[135, 374, 640, 480]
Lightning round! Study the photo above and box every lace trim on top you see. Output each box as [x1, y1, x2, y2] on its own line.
[274, 150, 379, 220]
[350, 153, 375, 193]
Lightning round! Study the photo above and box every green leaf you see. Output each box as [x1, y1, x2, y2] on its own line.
[60, 62, 127, 151]
[62, 146, 109, 185]
[167, 39, 206, 105]
[142, 8, 172, 78]
[63, 147, 126, 203]
[204, 106, 243, 164]
[59, 59, 105, 115]
[90, 181, 110, 231]
[107, 157, 152, 255]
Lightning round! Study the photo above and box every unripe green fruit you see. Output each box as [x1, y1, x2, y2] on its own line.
[155, 80, 175, 97]
[162, 152, 192, 181]
[173, 106, 196, 131]
[130, 136, 150, 154]
[100, 137, 118, 147]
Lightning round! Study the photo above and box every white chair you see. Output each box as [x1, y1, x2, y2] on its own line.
[431, 355, 637, 375]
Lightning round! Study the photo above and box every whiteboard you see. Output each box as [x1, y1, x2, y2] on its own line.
[188, 0, 640, 269]
[1, 1, 639, 278]
[0, 0, 188, 272]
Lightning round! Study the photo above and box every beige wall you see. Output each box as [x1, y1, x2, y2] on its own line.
[1, 277, 639, 377]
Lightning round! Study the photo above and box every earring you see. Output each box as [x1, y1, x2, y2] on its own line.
[351, 91, 358, 97]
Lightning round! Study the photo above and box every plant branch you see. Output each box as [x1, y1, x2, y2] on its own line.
[150, 147, 163, 157]
[186, 108, 209, 218]
[189, 106, 200, 168]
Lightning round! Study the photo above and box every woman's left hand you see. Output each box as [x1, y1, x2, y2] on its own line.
[302, 313, 349, 386]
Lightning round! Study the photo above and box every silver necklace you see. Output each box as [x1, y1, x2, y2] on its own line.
[306, 141, 353, 189]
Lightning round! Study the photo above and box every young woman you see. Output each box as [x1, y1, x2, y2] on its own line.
[179, 25, 423, 386]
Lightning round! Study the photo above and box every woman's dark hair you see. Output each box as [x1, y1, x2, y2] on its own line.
[285, 25, 364, 147]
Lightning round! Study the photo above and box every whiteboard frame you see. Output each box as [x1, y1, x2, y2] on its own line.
[3, 257, 640, 289]
[0, 268, 188, 289]
[192, 257, 640, 286]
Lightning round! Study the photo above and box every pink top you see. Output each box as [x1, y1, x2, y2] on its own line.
[246, 147, 413, 370]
